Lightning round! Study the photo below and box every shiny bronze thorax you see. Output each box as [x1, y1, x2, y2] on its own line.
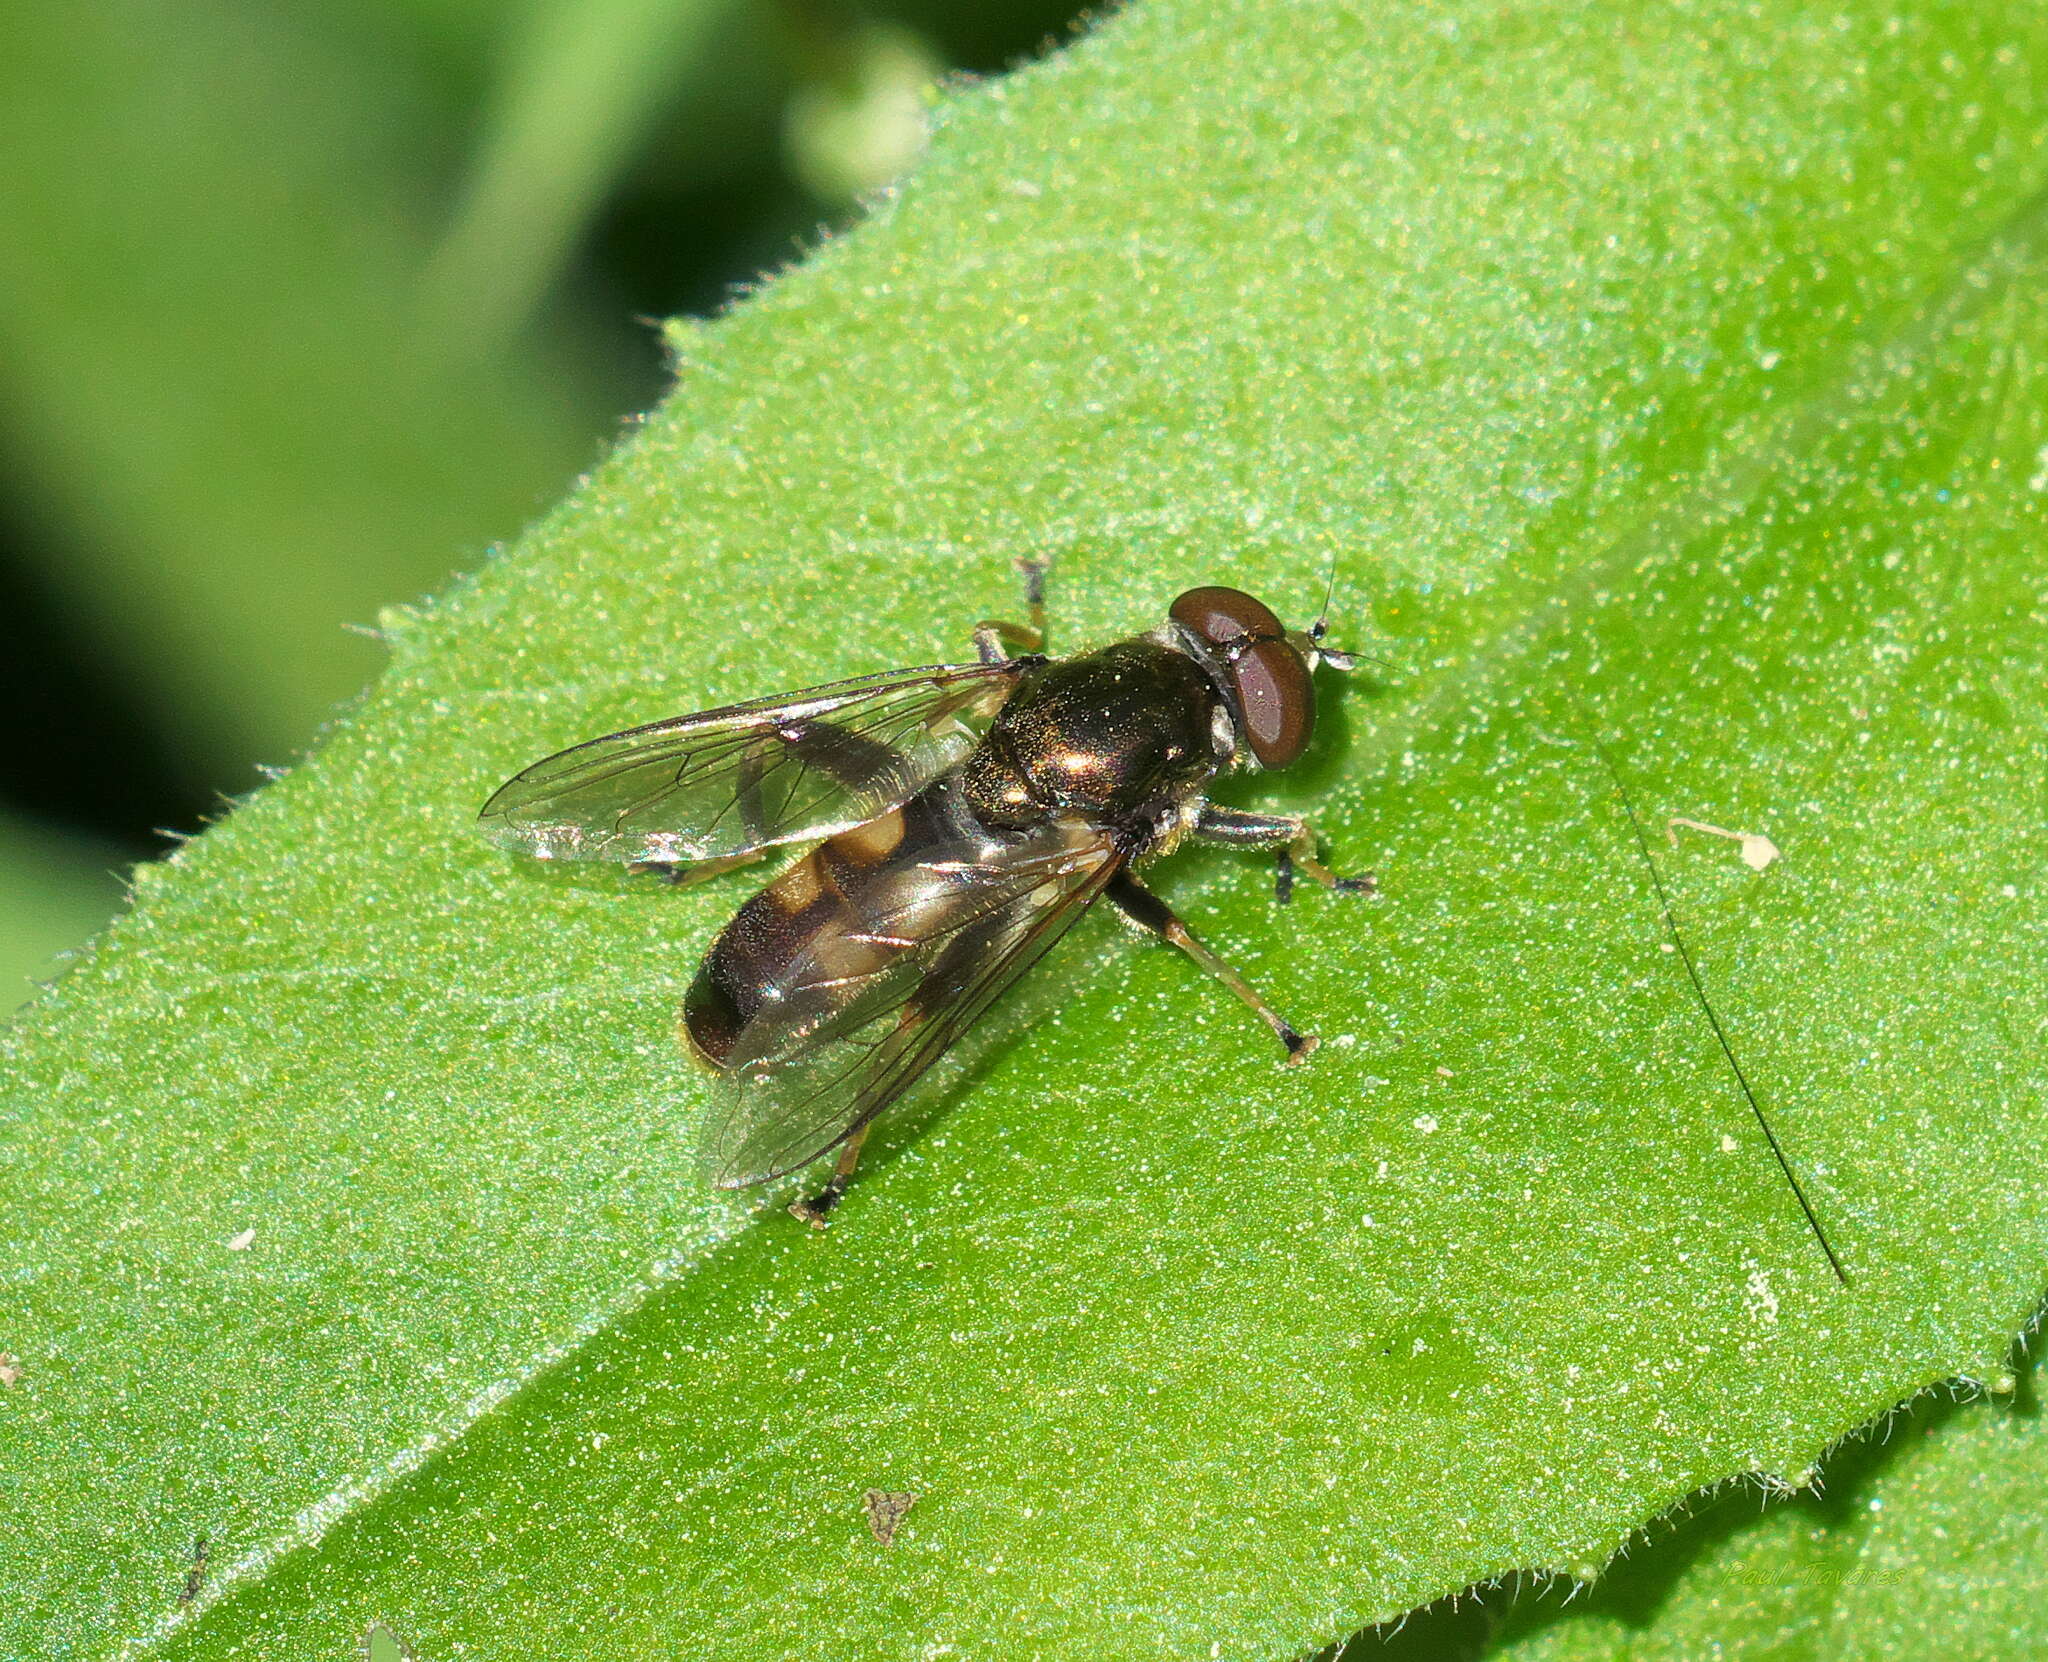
[961, 641, 1222, 831]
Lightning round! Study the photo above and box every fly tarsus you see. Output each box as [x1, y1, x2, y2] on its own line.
[972, 556, 1054, 663]
[1106, 870, 1320, 1063]
[788, 1122, 874, 1229]
[626, 850, 763, 888]
[1196, 807, 1375, 905]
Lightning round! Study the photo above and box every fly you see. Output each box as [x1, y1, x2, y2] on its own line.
[479, 565, 1371, 1224]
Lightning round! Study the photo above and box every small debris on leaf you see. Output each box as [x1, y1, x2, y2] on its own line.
[178, 1536, 209, 1604]
[862, 1488, 918, 1544]
[1666, 816, 1780, 871]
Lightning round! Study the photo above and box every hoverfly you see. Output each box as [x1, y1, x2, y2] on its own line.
[479, 568, 1372, 1224]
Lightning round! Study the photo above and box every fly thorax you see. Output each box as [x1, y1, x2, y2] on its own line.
[978, 642, 1221, 821]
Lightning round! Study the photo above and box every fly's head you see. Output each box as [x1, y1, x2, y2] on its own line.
[1166, 585, 1356, 772]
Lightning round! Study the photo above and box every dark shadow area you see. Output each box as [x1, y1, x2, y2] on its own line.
[560, 0, 1113, 393]
[880, 0, 1101, 70]
[1319, 1588, 1498, 1661]
[0, 482, 209, 855]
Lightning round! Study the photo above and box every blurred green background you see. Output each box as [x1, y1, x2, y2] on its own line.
[0, 0, 1091, 1011]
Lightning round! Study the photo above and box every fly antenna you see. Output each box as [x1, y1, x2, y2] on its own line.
[1311, 555, 1341, 644]
[1303, 553, 1396, 674]
[1594, 739, 1850, 1288]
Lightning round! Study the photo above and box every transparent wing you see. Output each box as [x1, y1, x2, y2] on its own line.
[478, 659, 1034, 865]
[702, 817, 1128, 1189]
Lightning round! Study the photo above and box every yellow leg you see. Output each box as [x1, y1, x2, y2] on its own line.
[972, 557, 1051, 660]
[1106, 871, 1320, 1064]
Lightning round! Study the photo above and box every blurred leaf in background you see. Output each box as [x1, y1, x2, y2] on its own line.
[0, 814, 124, 1010]
[0, 0, 1085, 1012]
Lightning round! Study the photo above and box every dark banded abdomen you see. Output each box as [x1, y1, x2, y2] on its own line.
[682, 782, 976, 1068]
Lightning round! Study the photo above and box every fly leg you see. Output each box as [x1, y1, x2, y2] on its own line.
[789, 1121, 874, 1228]
[789, 944, 956, 1226]
[973, 557, 1051, 663]
[626, 850, 764, 888]
[1106, 871, 1320, 1064]
[1192, 806, 1376, 905]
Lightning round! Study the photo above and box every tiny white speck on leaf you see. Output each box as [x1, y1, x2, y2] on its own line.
[1667, 816, 1781, 870]
[1413, 1114, 1438, 1135]
[226, 1228, 256, 1251]
[1744, 1266, 1780, 1325]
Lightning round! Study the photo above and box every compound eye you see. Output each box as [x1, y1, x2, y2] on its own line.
[1234, 638, 1315, 769]
[1169, 586, 1284, 648]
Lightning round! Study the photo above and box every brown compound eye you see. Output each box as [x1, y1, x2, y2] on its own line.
[1169, 586, 1284, 648]
[1232, 636, 1314, 768]
[1168, 585, 1316, 769]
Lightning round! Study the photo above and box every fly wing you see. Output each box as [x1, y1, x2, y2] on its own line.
[701, 812, 1128, 1189]
[478, 659, 1033, 865]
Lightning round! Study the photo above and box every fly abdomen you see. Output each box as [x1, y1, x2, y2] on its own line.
[681, 847, 836, 1067]
[682, 783, 987, 1068]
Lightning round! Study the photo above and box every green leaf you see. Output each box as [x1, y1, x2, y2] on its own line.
[1482, 1347, 2048, 1660]
[363, 1621, 416, 1662]
[6, 1, 2046, 1657]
